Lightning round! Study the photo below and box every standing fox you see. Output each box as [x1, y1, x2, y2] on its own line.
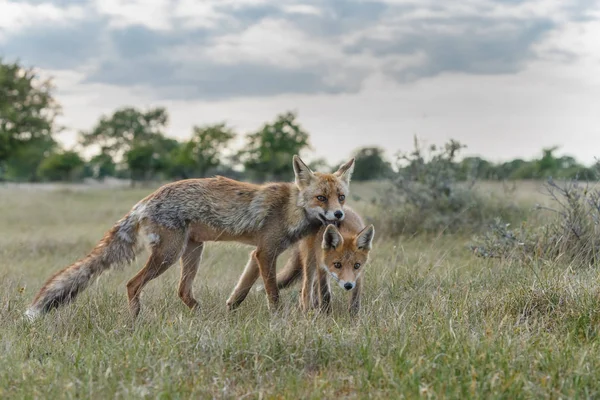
[261, 207, 374, 315]
[25, 155, 355, 320]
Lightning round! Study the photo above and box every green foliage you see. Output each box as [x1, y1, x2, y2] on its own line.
[465, 147, 597, 181]
[170, 123, 236, 178]
[351, 147, 393, 181]
[0, 58, 61, 181]
[376, 137, 522, 236]
[80, 107, 176, 183]
[80, 107, 169, 159]
[2, 137, 56, 182]
[87, 153, 116, 180]
[37, 150, 85, 181]
[125, 137, 180, 184]
[458, 157, 496, 180]
[239, 111, 311, 181]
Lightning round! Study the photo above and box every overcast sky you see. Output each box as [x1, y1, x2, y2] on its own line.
[1, 0, 599, 167]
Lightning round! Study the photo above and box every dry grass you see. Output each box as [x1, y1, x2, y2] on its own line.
[1, 181, 600, 398]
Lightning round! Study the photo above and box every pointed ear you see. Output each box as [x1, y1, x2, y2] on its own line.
[334, 158, 355, 186]
[355, 224, 375, 251]
[322, 224, 344, 250]
[293, 155, 315, 188]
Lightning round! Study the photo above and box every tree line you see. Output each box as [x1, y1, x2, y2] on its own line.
[1, 58, 597, 184]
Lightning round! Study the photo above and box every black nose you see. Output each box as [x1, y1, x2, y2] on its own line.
[344, 282, 353, 290]
[334, 210, 344, 219]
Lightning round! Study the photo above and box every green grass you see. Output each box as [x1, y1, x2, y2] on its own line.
[2, 182, 600, 398]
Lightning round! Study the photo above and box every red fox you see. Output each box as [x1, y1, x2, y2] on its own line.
[25, 155, 355, 320]
[257, 206, 374, 315]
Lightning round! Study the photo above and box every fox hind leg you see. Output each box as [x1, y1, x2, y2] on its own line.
[126, 227, 187, 319]
[178, 239, 204, 311]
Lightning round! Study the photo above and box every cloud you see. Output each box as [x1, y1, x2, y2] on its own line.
[353, 17, 557, 81]
[83, 15, 370, 99]
[109, 25, 205, 58]
[83, 53, 361, 100]
[0, 1, 86, 34]
[1, 19, 105, 69]
[1, 0, 599, 100]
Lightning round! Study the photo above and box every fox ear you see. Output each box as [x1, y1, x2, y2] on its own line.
[293, 155, 315, 188]
[322, 224, 344, 250]
[355, 224, 375, 251]
[334, 158, 355, 186]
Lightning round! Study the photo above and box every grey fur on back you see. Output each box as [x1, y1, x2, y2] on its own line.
[139, 177, 292, 235]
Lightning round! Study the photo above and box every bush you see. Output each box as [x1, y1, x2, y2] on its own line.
[351, 147, 393, 181]
[86, 153, 116, 180]
[374, 137, 523, 236]
[37, 150, 85, 182]
[470, 177, 600, 267]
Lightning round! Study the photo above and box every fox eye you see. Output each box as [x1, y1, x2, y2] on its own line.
[317, 195, 327, 202]
[354, 263, 361, 269]
[333, 262, 342, 269]
[338, 194, 345, 202]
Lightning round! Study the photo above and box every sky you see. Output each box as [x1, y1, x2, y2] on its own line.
[1, 0, 599, 167]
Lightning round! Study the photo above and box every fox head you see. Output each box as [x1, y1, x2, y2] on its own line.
[293, 155, 355, 225]
[320, 224, 375, 291]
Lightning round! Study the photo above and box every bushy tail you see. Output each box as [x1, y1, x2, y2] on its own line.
[25, 207, 144, 320]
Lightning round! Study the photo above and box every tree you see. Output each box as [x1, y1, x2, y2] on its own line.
[81, 106, 173, 183]
[458, 157, 497, 180]
[87, 153, 116, 180]
[37, 150, 85, 181]
[125, 137, 180, 184]
[0, 58, 61, 181]
[494, 159, 527, 180]
[351, 146, 393, 181]
[2, 137, 56, 181]
[239, 111, 311, 181]
[80, 106, 169, 160]
[537, 146, 560, 177]
[509, 147, 563, 180]
[170, 123, 236, 178]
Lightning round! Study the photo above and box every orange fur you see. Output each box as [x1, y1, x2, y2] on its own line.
[272, 206, 375, 316]
[25, 155, 355, 321]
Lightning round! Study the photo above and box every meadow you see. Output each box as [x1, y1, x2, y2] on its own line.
[2, 180, 600, 399]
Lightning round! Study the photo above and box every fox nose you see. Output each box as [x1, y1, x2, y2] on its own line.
[344, 282, 353, 291]
[334, 210, 344, 220]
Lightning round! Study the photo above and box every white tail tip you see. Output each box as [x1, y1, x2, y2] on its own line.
[24, 307, 40, 322]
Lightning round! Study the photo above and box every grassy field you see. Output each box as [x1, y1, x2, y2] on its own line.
[2, 180, 600, 398]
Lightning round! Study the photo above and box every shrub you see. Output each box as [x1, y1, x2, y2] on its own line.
[373, 137, 523, 236]
[37, 150, 85, 182]
[470, 177, 600, 267]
